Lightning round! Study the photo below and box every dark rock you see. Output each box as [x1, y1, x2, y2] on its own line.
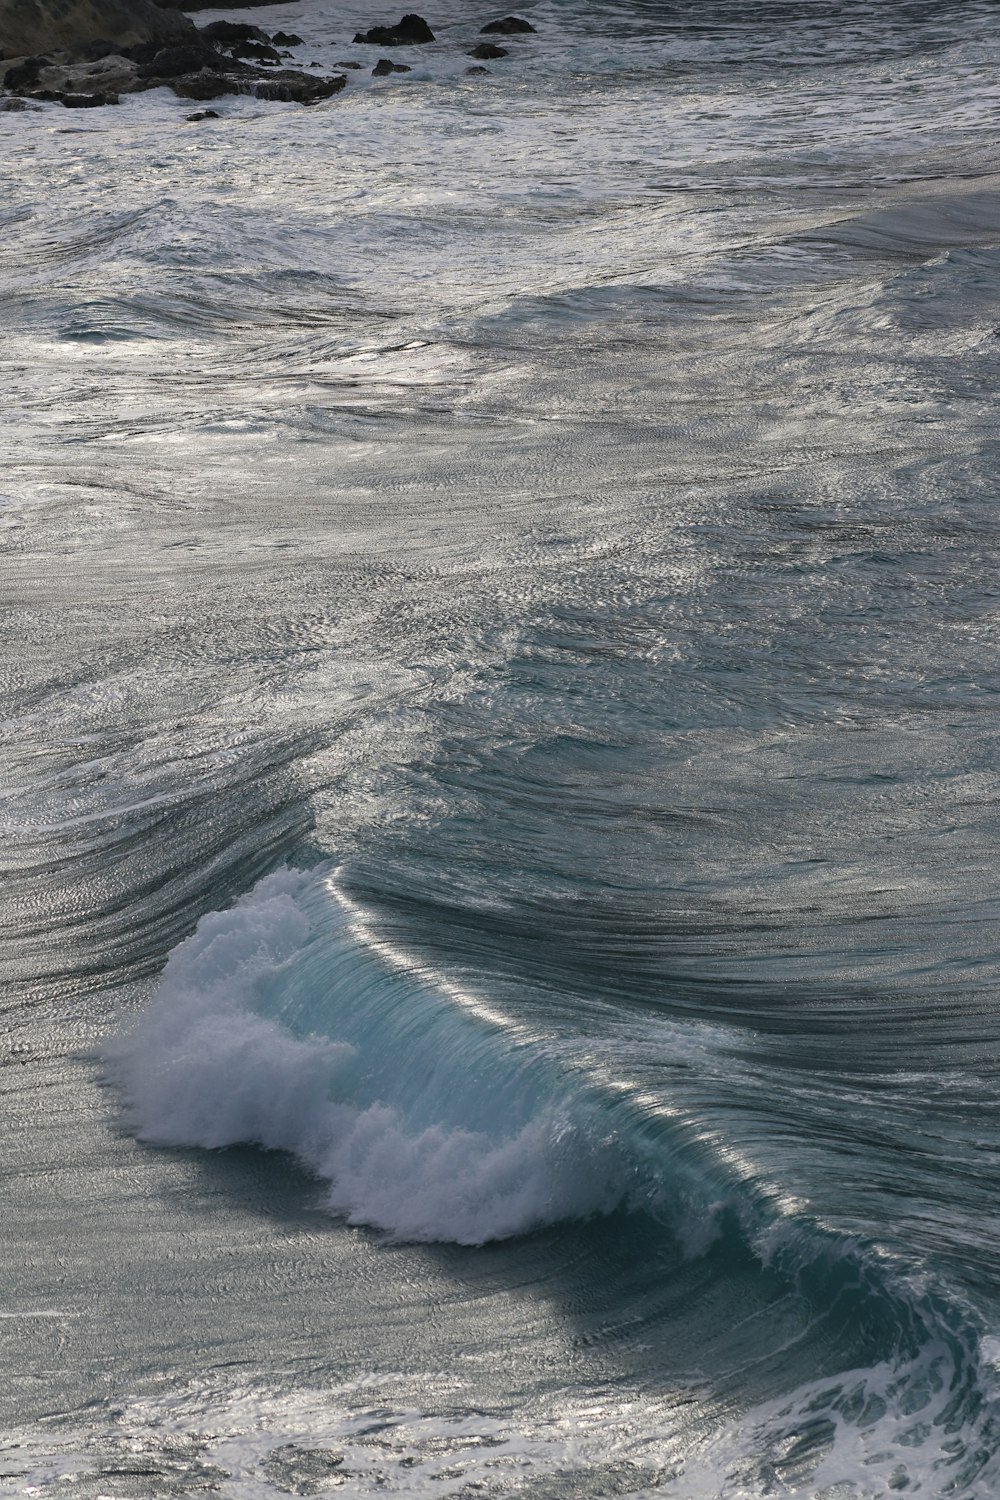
[271, 31, 302, 46]
[4, 55, 47, 89]
[0, 93, 41, 108]
[139, 42, 222, 77]
[480, 15, 535, 32]
[229, 40, 280, 62]
[465, 64, 489, 73]
[467, 41, 507, 58]
[353, 13, 434, 45]
[372, 56, 410, 74]
[61, 88, 119, 104]
[26, 51, 142, 94]
[186, 106, 218, 118]
[155, 0, 276, 8]
[82, 37, 116, 58]
[396, 11, 434, 39]
[120, 39, 157, 62]
[336, 60, 363, 68]
[88, 53, 143, 90]
[198, 20, 266, 43]
[30, 86, 117, 103]
[0, 0, 194, 58]
[168, 69, 235, 99]
[246, 68, 346, 103]
[168, 64, 346, 104]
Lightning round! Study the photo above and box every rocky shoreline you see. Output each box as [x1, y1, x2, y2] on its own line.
[0, 2, 536, 112]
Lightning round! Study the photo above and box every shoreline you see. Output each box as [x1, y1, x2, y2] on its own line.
[0, 4, 536, 112]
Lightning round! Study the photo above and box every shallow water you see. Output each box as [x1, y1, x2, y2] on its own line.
[5, 2, 1000, 1494]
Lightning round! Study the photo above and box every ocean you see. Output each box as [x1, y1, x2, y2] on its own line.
[4, 1, 1000, 1494]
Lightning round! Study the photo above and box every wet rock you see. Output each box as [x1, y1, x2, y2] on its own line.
[139, 41, 222, 77]
[468, 41, 507, 58]
[229, 40, 280, 62]
[60, 88, 118, 104]
[336, 60, 363, 68]
[465, 64, 489, 74]
[3, 55, 47, 89]
[156, 0, 276, 8]
[246, 68, 347, 102]
[86, 52, 140, 89]
[0, 92, 41, 107]
[353, 13, 434, 45]
[31, 85, 117, 102]
[271, 31, 302, 46]
[198, 20, 267, 44]
[120, 38, 157, 62]
[0, 5, 353, 111]
[39, 52, 142, 92]
[96, 57, 141, 89]
[0, 0, 194, 58]
[372, 56, 410, 74]
[480, 15, 535, 32]
[186, 106, 218, 118]
[4, 48, 143, 95]
[168, 68, 234, 99]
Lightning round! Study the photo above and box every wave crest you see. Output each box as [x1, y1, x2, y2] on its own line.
[110, 868, 627, 1244]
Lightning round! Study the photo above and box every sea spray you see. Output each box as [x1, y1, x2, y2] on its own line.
[110, 868, 629, 1244]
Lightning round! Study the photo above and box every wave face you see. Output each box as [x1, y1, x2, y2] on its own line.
[112, 868, 630, 1245]
[111, 864, 1000, 1495]
[7, 0, 1000, 1495]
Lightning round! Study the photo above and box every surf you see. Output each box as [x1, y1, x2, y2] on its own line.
[110, 863, 1000, 1492]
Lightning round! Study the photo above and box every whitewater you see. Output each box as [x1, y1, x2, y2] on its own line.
[5, 0, 1000, 1494]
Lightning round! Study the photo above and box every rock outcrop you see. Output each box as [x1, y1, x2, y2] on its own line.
[353, 13, 434, 46]
[198, 20, 267, 45]
[0, 0, 192, 58]
[10, 53, 137, 94]
[241, 69, 346, 103]
[480, 16, 535, 33]
[0, 3, 350, 108]
[155, 63, 346, 103]
[138, 41, 222, 78]
[1, 7, 541, 111]
[38, 87, 118, 104]
[154, 0, 276, 9]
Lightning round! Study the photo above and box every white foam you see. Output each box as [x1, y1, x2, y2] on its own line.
[110, 868, 625, 1245]
[10, 1354, 999, 1500]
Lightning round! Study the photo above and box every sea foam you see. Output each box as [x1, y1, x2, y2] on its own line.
[110, 868, 627, 1244]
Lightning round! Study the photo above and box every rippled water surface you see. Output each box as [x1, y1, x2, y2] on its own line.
[5, 2, 1000, 1495]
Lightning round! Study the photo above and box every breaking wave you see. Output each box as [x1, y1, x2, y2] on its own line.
[110, 865, 1000, 1492]
[110, 867, 631, 1245]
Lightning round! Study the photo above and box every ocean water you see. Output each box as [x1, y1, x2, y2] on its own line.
[4, 1, 1000, 1494]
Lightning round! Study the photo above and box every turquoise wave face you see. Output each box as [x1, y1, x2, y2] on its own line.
[111, 860, 1000, 1492]
[112, 867, 632, 1246]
